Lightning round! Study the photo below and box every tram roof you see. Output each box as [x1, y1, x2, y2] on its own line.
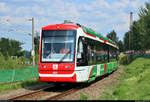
[82, 26, 118, 48]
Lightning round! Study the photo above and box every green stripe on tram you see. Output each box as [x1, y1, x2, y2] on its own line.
[90, 66, 97, 78]
[82, 27, 118, 47]
[108, 63, 112, 73]
[88, 61, 119, 83]
[88, 66, 97, 82]
[100, 64, 105, 75]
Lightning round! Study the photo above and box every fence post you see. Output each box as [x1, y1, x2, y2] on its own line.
[32, 66, 35, 78]
[11, 69, 16, 83]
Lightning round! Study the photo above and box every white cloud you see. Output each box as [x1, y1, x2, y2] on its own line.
[0, 16, 31, 25]
[130, 0, 144, 9]
[92, 0, 110, 9]
[0, 0, 149, 49]
[115, 21, 129, 32]
[13, 6, 31, 17]
[79, 4, 93, 11]
[113, 0, 130, 9]
[0, 2, 10, 13]
[32, 5, 45, 16]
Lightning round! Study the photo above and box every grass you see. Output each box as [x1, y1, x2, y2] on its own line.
[0, 77, 44, 93]
[79, 93, 88, 100]
[99, 58, 150, 100]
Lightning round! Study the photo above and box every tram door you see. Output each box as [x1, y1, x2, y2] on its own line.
[76, 37, 88, 66]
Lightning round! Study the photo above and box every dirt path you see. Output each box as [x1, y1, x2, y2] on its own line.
[59, 66, 124, 100]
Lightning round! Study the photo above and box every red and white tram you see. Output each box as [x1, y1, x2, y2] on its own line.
[39, 21, 119, 83]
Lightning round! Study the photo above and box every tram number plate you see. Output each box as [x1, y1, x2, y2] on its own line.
[53, 64, 58, 70]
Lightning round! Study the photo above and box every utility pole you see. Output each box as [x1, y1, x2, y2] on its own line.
[129, 12, 133, 51]
[29, 17, 35, 66]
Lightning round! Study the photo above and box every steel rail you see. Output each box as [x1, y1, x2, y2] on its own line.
[8, 84, 54, 100]
[47, 87, 80, 100]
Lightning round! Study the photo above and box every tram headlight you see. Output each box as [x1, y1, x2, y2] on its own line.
[65, 65, 71, 68]
[39, 65, 47, 68]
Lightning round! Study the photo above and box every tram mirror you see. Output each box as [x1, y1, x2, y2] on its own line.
[81, 37, 85, 40]
[77, 52, 82, 59]
[81, 37, 87, 44]
[79, 41, 83, 53]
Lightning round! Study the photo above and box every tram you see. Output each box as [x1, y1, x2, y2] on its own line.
[39, 20, 119, 83]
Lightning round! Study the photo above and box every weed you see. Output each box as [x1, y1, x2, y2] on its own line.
[0, 52, 30, 70]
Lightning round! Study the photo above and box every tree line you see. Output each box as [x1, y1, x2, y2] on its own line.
[124, 2, 150, 52]
[0, 31, 40, 63]
[106, 2, 150, 53]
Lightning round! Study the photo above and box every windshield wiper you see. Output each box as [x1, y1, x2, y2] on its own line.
[58, 50, 71, 62]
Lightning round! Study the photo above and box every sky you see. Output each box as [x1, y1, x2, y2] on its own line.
[0, 0, 149, 51]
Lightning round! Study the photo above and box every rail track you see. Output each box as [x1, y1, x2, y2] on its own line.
[47, 87, 80, 100]
[8, 84, 54, 100]
[8, 70, 117, 100]
[8, 83, 81, 100]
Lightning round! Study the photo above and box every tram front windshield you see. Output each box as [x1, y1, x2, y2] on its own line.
[41, 30, 76, 62]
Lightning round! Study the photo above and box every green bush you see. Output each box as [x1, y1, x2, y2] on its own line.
[119, 53, 136, 65]
[0, 52, 6, 68]
[30, 54, 39, 65]
[128, 54, 136, 64]
[119, 53, 129, 65]
[0, 52, 30, 69]
[35, 54, 39, 64]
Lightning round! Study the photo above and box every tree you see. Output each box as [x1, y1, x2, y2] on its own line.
[0, 38, 23, 58]
[0, 38, 9, 57]
[131, 21, 142, 51]
[123, 2, 150, 52]
[118, 40, 124, 52]
[34, 31, 40, 64]
[139, 2, 150, 17]
[138, 2, 150, 50]
[34, 31, 40, 55]
[123, 32, 129, 51]
[106, 30, 119, 43]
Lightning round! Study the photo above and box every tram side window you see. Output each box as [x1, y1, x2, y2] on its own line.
[86, 38, 97, 65]
[86, 38, 108, 65]
[96, 41, 108, 64]
[109, 46, 118, 62]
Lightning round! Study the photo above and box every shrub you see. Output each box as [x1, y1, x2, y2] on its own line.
[35, 54, 39, 64]
[0, 52, 6, 69]
[119, 53, 129, 65]
[127, 54, 136, 64]
[119, 53, 137, 65]
[0, 52, 30, 69]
